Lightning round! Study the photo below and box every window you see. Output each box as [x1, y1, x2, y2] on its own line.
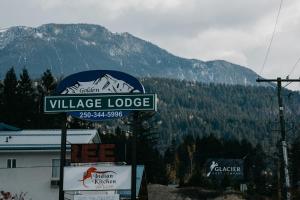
[51, 159, 70, 178]
[7, 159, 16, 168]
[52, 159, 60, 178]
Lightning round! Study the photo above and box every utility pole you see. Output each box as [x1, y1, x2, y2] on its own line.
[256, 77, 298, 200]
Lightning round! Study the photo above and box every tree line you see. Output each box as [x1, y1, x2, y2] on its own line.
[0, 67, 299, 198]
[0, 67, 63, 129]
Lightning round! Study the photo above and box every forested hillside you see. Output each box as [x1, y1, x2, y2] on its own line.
[1, 68, 300, 197]
[1, 68, 300, 151]
[141, 78, 300, 151]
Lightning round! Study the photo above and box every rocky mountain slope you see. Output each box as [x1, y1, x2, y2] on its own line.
[0, 23, 261, 86]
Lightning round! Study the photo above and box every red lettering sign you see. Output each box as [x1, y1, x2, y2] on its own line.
[71, 144, 126, 163]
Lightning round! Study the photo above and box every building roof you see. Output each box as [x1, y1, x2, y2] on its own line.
[0, 129, 100, 152]
[0, 122, 20, 131]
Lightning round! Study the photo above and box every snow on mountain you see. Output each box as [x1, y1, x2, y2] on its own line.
[61, 74, 140, 94]
[0, 23, 263, 86]
[0, 28, 8, 33]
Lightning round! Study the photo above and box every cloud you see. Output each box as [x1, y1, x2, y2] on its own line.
[1, 0, 300, 90]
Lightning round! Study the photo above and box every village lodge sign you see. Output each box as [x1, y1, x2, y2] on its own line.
[44, 94, 156, 112]
[44, 70, 157, 120]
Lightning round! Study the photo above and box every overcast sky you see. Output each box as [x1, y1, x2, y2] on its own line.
[1, 0, 300, 89]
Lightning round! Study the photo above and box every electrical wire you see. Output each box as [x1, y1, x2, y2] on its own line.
[286, 56, 300, 80]
[260, 0, 284, 75]
[266, 81, 277, 89]
[283, 81, 293, 88]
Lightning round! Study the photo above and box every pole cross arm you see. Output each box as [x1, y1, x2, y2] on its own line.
[256, 78, 300, 82]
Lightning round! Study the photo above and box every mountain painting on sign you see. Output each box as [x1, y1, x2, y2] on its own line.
[56, 70, 145, 121]
[61, 74, 141, 94]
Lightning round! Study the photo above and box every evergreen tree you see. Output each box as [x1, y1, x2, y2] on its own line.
[41, 69, 56, 95]
[2, 67, 18, 126]
[176, 142, 191, 185]
[16, 68, 36, 128]
[132, 111, 168, 184]
[36, 69, 60, 128]
[246, 144, 268, 195]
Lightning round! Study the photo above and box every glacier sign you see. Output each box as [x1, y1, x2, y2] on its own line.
[53, 70, 147, 121]
[206, 159, 244, 179]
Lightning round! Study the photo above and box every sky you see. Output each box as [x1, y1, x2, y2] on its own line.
[1, 0, 300, 89]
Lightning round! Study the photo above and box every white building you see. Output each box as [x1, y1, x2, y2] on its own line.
[0, 129, 100, 200]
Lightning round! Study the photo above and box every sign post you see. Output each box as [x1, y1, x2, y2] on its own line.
[59, 114, 67, 200]
[44, 70, 157, 200]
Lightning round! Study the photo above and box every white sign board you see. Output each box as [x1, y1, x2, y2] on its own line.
[64, 166, 131, 191]
[74, 194, 119, 200]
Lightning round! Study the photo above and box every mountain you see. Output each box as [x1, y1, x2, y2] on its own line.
[140, 78, 300, 151]
[0, 23, 261, 86]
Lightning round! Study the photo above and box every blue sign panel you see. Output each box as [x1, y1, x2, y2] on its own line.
[206, 159, 244, 180]
[56, 70, 145, 121]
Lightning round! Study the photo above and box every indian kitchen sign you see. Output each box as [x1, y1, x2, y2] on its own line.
[63, 165, 131, 191]
[44, 70, 157, 120]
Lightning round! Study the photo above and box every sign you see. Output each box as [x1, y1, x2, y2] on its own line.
[74, 194, 119, 200]
[54, 70, 146, 121]
[64, 165, 131, 191]
[44, 94, 157, 113]
[206, 159, 244, 179]
[71, 144, 126, 163]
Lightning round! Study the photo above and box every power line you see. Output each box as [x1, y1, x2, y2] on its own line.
[283, 81, 293, 88]
[286, 56, 300, 79]
[260, 0, 284, 75]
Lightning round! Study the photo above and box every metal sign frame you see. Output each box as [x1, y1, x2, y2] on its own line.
[43, 70, 156, 200]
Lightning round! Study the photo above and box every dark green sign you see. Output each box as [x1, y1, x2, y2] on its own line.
[44, 94, 157, 113]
